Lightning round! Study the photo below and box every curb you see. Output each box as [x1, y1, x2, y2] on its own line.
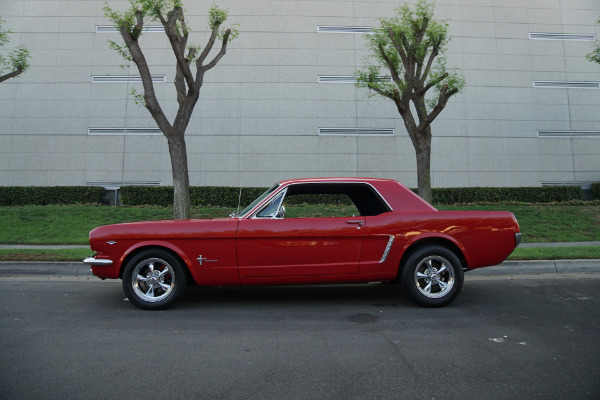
[466, 259, 600, 276]
[1, 260, 600, 278]
[0, 262, 92, 277]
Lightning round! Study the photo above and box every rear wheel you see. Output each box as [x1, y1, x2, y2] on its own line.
[122, 249, 187, 310]
[401, 245, 464, 307]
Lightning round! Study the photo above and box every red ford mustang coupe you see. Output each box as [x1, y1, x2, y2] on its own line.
[84, 177, 521, 309]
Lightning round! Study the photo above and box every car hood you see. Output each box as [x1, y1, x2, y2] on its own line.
[90, 218, 238, 241]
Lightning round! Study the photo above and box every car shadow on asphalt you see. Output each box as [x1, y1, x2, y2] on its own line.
[178, 282, 411, 308]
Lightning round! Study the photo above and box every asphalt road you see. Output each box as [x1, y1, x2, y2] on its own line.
[1, 274, 599, 400]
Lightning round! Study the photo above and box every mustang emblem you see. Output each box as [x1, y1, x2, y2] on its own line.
[197, 255, 218, 266]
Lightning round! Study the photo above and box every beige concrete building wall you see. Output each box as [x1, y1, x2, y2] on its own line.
[1, 0, 599, 189]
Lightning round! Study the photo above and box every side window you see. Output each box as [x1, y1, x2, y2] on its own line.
[282, 193, 360, 218]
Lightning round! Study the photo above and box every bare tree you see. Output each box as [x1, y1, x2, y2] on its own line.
[0, 18, 30, 83]
[104, 0, 237, 219]
[356, 1, 464, 203]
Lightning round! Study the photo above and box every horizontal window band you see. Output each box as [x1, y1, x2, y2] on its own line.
[317, 75, 391, 83]
[538, 130, 600, 137]
[318, 76, 357, 83]
[91, 75, 166, 83]
[318, 26, 373, 34]
[529, 33, 596, 41]
[533, 81, 600, 89]
[95, 25, 164, 33]
[88, 128, 163, 136]
[319, 128, 395, 136]
[86, 181, 161, 188]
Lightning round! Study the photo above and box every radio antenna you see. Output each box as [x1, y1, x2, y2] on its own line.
[236, 187, 242, 214]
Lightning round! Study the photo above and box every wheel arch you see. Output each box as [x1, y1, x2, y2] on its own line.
[399, 237, 468, 275]
[119, 244, 195, 285]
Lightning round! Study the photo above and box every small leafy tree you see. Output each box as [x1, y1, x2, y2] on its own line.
[104, 0, 237, 219]
[0, 18, 31, 83]
[356, 1, 464, 203]
[587, 18, 600, 64]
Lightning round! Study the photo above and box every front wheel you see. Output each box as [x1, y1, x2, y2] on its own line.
[122, 249, 187, 310]
[401, 245, 464, 307]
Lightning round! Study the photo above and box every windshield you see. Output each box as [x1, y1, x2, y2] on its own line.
[232, 184, 280, 218]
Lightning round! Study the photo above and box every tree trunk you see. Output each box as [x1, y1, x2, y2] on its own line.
[414, 132, 432, 204]
[167, 134, 191, 219]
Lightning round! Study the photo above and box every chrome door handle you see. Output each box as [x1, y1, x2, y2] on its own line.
[346, 220, 364, 226]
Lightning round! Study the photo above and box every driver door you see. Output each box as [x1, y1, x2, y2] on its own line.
[236, 216, 365, 278]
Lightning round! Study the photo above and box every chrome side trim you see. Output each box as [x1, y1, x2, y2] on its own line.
[83, 257, 113, 266]
[379, 235, 395, 263]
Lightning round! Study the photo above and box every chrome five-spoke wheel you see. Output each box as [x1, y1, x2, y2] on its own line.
[414, 255, 455, 299]
[401, 245, 464, 307]
[122, 249, 187, 310]
[132, 258, 175, 303]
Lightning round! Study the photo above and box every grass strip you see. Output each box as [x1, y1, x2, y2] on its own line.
[0, 249, 92, 262]
[1, 204, 599, 245]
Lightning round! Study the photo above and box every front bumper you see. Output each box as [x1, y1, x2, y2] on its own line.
[515, 233, 522, 247]
[83, 257, 113, 266]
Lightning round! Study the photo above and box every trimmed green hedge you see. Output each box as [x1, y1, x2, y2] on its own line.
[430, 186, 583, 204]
[0, 185, 585, 207]
[592, 183, 600, 200]
[0, 186, 105, 206]
[120, 185, 584, 207]
[120, 186, 268, 208]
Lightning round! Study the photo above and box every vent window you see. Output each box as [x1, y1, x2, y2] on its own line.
[529, 33, 596, 41]
[319, 128, 394, 136]
[88, 128, 162, 136]
[91, 75, 166, 83]
[533, 81, 600, 89]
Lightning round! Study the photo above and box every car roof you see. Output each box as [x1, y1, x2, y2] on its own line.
[278, 177, 397, 185]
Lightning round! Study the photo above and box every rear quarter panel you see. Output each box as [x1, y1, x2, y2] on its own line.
[362, 210, 519, 272]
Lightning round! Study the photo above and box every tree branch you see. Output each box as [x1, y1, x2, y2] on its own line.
[162, 6, 195, 92]
[0, 67, 23, 83]
[420, 71, 448, 95]
[377, 42, 402, 87]
[119, 24, 172, 135]
[199, 29, 231, 74]
[417, 84, 458, 132]
[197, 23, 220, 66]
[419, 37, 442, 86]
[387, 27, 408, 67]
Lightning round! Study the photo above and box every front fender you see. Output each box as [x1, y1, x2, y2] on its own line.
[119, 240, 193, 278]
